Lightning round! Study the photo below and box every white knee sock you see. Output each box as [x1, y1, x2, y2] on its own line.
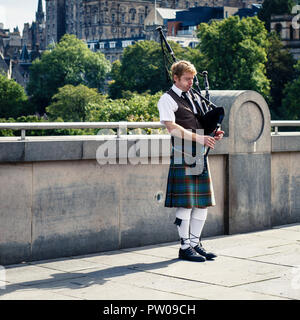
[174, 207, 192, 250]
[190, 208, 207, 248]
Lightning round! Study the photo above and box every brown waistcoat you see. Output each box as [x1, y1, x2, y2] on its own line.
[167, 89, 203, 131]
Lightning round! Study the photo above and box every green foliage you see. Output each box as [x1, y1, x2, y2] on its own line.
[88, 91, 162, 135]
[46, 84, 103, 122]
[265, 32, 296, 119]
[0, 117, 16, 136]
[282, 60, 300, 120]
[109, 40, 201, 98]
[258, 0, 296, 31]
[27, 34, 111, 114]
[0, 74, 30, 118]
[0, 115, 48, 137]
[197, 16, 270, 98]
[88, 91, 161, 123]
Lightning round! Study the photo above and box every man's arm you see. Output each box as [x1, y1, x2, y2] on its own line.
[163, 121, 216, 149]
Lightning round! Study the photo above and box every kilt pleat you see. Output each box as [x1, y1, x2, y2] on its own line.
[164, 154, 216, 208]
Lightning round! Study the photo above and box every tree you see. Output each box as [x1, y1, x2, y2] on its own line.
[109, 40, 202, 98]
[266, 32, 296, 119]
[282, 60, 300, 120]
[0, 73, 29, 118]
[27, 34, 111, 114]
[88, 91, 161, 123]
[46, 84, 102, 122]
[197, 16, 270, 98]
[258, 0, 295, 31]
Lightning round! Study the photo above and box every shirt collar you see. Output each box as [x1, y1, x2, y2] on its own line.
[172, 84, 183, 97]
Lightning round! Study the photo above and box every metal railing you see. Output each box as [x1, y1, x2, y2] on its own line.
[0, 121, 165, 140]
[270, 120, 300, 135]
[1, 120, 300, 140]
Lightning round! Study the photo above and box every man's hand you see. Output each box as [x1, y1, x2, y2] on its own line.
[196, 135, 216, 149]
[214, 130, 224, 141]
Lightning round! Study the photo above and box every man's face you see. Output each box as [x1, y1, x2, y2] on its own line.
[174, 71, 195, 92]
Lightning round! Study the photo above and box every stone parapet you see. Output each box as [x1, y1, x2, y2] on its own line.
[1, 90, 300, 265]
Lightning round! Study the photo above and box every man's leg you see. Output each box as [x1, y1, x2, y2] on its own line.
[189, 207, 207, 248]
[190, 207, 217, 260]
[174, 207, 205, 262]
[174, 207, 192, 249]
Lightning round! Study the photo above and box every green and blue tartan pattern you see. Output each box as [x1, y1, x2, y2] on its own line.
[164, 152, 215, 208]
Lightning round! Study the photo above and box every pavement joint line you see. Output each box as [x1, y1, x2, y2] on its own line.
[249, 252, 283, 258]
[26, 263, 109, 274]
[271, 228, 300, 234]
[218, 254, 297, 268]
[237, 288, 294, 301]
[4, 273, 89, 288]
[136, 268, 293, 292]
[228, 276, 282, 288]
[124, 267, 234, 289]
[255, 233, 300, 240]
[267, 242, 297, 248]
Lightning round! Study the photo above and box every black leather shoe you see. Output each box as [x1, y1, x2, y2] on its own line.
[193, 244, 217, 260]
[178, 247, 206, 262]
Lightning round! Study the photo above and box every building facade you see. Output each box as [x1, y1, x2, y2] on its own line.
[271, 14, 300, 60]
[45, 0, 262, 62]
[22, 0, 46, 51]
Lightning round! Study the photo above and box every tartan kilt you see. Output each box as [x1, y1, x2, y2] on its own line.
[164, 151, 216, 208]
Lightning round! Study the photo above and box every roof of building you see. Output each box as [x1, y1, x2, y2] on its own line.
[20, 44, 30, 62]
[170, 6, 224, 27]
[156, 8, 182, 20]
[234, 4, 261, 18]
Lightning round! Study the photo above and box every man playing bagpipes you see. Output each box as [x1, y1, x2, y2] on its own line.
[158, 60, 224, 262]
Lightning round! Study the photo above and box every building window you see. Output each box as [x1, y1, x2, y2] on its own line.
[122, 40, 132, 48]
[139, 14, 144, 24]
[112, 13, 115, 23]
[121, 13, 125, 23]
[129, 9, 136, 21]
[290, 25, 294, 40]
[99, 42, 105, 49]
[275, 23, 282, 37]
[109, 41, 116, 48]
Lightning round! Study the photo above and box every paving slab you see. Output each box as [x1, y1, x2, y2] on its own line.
[248, 243, 300, 267]
[254, 227, 300, 242]
[21, 276, 197, 300]
[130, 255, 289, 287]
[237, 269, 300, 300]
[3, 264, 84, 287]
[29, 256, 106, 273]
[0, 284, 82, 300]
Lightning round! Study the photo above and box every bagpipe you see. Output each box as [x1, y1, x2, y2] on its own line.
[156, 26, 225, 157]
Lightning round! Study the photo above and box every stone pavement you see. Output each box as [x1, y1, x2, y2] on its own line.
[0, 223, 300, 300]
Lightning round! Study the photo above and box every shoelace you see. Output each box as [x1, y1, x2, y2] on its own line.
[189, 232, 199, 247]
